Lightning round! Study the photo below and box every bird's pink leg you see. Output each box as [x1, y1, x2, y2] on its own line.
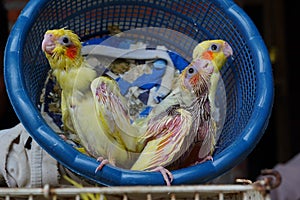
[203, 155, 213, 162]
[195, 155, 213, 165]
[95, 157, 109, 173]
[150, 166, 174, 186]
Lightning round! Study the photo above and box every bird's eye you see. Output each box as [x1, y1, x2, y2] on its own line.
[209, 44, 219, 52]
[188, 67, 194, 74]
[63, 37, 69, 44]
[59, 36, 72, 46]
[186, 66, 197, 78]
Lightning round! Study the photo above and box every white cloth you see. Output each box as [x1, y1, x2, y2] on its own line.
[0, 124, 59, 187]
[0, 123, 92, 188]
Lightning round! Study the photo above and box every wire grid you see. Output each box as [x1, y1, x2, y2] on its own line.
[0, 185, 269, 200]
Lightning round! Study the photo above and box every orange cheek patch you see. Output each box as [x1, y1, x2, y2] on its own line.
[66, 46, 77, 59]
[202, 51, 213, 60]
[190, 75, 199, 86]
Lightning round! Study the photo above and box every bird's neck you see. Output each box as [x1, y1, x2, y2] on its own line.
[49, 55, 84, 91]
[48, 54, 83, 72]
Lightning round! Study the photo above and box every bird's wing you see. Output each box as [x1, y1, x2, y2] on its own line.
[131, 108, 193, 171]
[197, 119, 217, 159]
[70, 94, 137, 168]
[90, 76, 142, 152]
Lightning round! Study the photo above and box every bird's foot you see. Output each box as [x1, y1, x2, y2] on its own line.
[150, 166, 174, 186]
[95, 157, 109, 173]
[59, 134, 67, 140]
[195, 155, 214, 165]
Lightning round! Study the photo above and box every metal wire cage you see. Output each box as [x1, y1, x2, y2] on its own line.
[0, 184, 269, 200]
[4, 0, 274, 186]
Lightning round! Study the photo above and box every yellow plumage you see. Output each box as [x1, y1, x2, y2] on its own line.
[63, 175, 106, 200]
[131, 108, 193, 171]
[90, 77, 142, 153]
[42, 28, 138, 169]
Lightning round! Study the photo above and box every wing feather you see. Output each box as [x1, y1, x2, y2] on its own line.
[131, 108, 192, 171]
[90, 76, 141, 152]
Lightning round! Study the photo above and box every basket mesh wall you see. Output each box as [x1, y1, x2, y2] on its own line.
[22, 0, 255, 155]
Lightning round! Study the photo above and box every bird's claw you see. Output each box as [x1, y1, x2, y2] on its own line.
[95, 157, 109, 173]
[151, 166, 174, 186]
[203, 155, 213, 162]
[194, 155, 214, 165]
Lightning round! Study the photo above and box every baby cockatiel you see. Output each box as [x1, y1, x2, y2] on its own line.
[130, 40, 233, 185]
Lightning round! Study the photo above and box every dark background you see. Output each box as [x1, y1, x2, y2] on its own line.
[0, 0, 299, 181]
[235, 0, 300, 180]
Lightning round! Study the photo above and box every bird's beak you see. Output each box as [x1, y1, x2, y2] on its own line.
[42, 33, 56, 54]
[194, 59, 214, 74]
[223, 42, 233, 58]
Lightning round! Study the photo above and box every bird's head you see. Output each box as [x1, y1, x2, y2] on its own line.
[181, 40, 233, 96]
[181, 58, 214, 96]
[192, 39, 233, 71]
[42, 28, 83, 70]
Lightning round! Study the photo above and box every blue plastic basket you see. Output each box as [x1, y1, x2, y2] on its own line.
[4, 0, 273, 186]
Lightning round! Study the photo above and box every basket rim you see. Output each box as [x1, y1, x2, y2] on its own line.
[4, 0, 274, 186]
